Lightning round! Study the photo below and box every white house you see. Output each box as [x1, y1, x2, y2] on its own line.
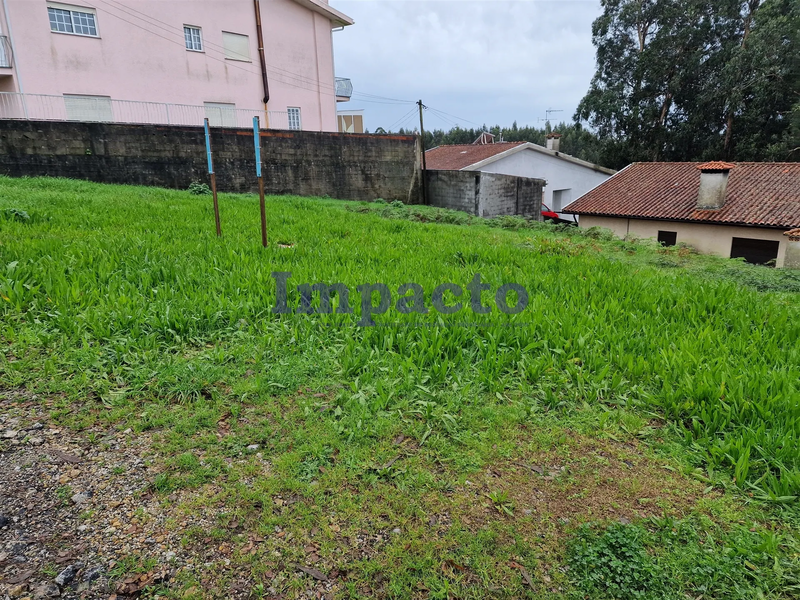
[425, 134, 615, 221]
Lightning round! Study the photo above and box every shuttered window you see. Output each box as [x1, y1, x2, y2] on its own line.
[204, 102, 237, 127]
[222, 32, 250, 62]
[64, 95, 113, 122]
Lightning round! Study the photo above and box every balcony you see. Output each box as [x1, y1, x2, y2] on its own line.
[335, 77, 352, 102]
[0, 36, 12, 69]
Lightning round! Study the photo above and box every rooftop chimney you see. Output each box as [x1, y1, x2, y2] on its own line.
[546, 133, 562, 153]
[696, 162, 735, 210]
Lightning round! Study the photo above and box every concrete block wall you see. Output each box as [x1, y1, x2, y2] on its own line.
[426, 170, 544, 218]
[0, 120, 420, 202]
[425, 170, 479, 214]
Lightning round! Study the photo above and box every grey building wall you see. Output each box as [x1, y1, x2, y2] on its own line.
[426, 170, 543, 218]
[0, 120, 420, 202]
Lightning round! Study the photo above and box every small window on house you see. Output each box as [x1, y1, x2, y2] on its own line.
[552, 189, 571, 212]
[48, 4, 98, 37]
[222, 32, 250, 61]
[287, 107, 302, 131]
[730, 237, 780, 266]
[64, 94, 113, 122]
[204, 102, 237, 127]
[657, 231, 678, 247]
[184, 26, 203, 51]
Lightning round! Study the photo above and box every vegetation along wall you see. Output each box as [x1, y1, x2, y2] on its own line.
[0, 120, 420, 203]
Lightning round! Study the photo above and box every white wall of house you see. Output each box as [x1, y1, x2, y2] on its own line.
[579, 216, 790, 268]
[474, 149, 612, 221]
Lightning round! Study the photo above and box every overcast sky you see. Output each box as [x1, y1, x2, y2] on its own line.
[332, 0, 603, 133]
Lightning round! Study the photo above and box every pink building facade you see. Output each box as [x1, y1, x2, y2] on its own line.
[0, 0, 353, 131]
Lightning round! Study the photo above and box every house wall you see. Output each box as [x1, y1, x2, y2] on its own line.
[0, 0, 342, 131]
[785, 239, 800, 269]
[0, 119, 419, 202]
[476, 149, 611, 220]
[426, 170, 543, 218]
[579, 216, 791, 268]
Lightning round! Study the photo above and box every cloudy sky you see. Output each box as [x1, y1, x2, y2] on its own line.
[331, 0, 603, 133]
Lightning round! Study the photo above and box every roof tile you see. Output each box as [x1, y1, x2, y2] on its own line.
[564, 162, 800, 228]
[697, 161, 736, 171]
[425, 142, 526, 171]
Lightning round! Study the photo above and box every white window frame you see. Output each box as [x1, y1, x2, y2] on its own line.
[287, 107, 302, 131]
[222, 31, 251, 62]
[47, 3, 99, 37]
[184, 25, 203, 52]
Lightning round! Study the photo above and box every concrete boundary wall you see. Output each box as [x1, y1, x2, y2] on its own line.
[426, 170, 544, 218]
[0, 120, 420, 203]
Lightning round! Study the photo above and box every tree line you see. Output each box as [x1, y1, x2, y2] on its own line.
[376, 0, 798, 170]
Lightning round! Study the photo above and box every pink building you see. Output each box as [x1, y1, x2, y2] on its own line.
[0, 0, 354, 131]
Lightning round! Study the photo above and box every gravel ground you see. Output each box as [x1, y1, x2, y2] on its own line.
[0, 393, 192, 600]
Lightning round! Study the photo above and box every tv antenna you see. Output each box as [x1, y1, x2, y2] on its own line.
[539, 108, 563, 123]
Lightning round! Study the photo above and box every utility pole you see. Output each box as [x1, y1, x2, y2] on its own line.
[418, 99, 428, 206]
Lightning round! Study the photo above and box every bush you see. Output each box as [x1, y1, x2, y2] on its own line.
[188, 181, 212, 196]
[584, 225, 615, 241]
[0, 208, 31, 223]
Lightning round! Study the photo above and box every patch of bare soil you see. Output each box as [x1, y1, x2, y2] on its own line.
[454, 433, 714, 532]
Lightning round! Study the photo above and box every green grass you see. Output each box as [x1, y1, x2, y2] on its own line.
[1, 176, 799, 598]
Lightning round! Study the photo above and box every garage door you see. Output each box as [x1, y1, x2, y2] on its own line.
[730, 237, 779, 266]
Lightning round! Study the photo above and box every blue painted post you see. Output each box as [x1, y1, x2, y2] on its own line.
[204, 118, 221, 237]
[254, 116, 267, 247]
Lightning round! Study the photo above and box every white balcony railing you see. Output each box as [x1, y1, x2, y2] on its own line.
[0, 36, 12, 69]
[0, 92, 291, 129]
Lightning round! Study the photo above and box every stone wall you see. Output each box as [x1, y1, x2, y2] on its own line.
[426, 170, 543, 218]
[0, 120, 420, 202]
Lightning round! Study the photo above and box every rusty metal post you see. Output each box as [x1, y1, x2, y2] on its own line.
[254, 116, 267, 247]
[204, 118, 222, 237]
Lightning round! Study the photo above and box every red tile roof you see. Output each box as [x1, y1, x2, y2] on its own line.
[786, 228, 800, 240]
[425, 142, 526, 171]
[564, 162, 800, 228]
[697, 161, 736, 171]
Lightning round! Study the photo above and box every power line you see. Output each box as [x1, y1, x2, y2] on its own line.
[425, 106, 482, 128]
[426, 108, 460, 129]
[351, 91, 414, 104]
[386, 106, 419, 131]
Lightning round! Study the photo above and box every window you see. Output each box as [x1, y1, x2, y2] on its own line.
[64, 95, 113, 122]
[287, 107, 301, 131]
[657, 231, 678, 247]
[552, 189, 571, 212]
[184, 26, 203, 51]
[730, 237, 780, 266]
[204, 102, 237, 127]
[48, 4, 98, 36]
[222, 32, 250, 61]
